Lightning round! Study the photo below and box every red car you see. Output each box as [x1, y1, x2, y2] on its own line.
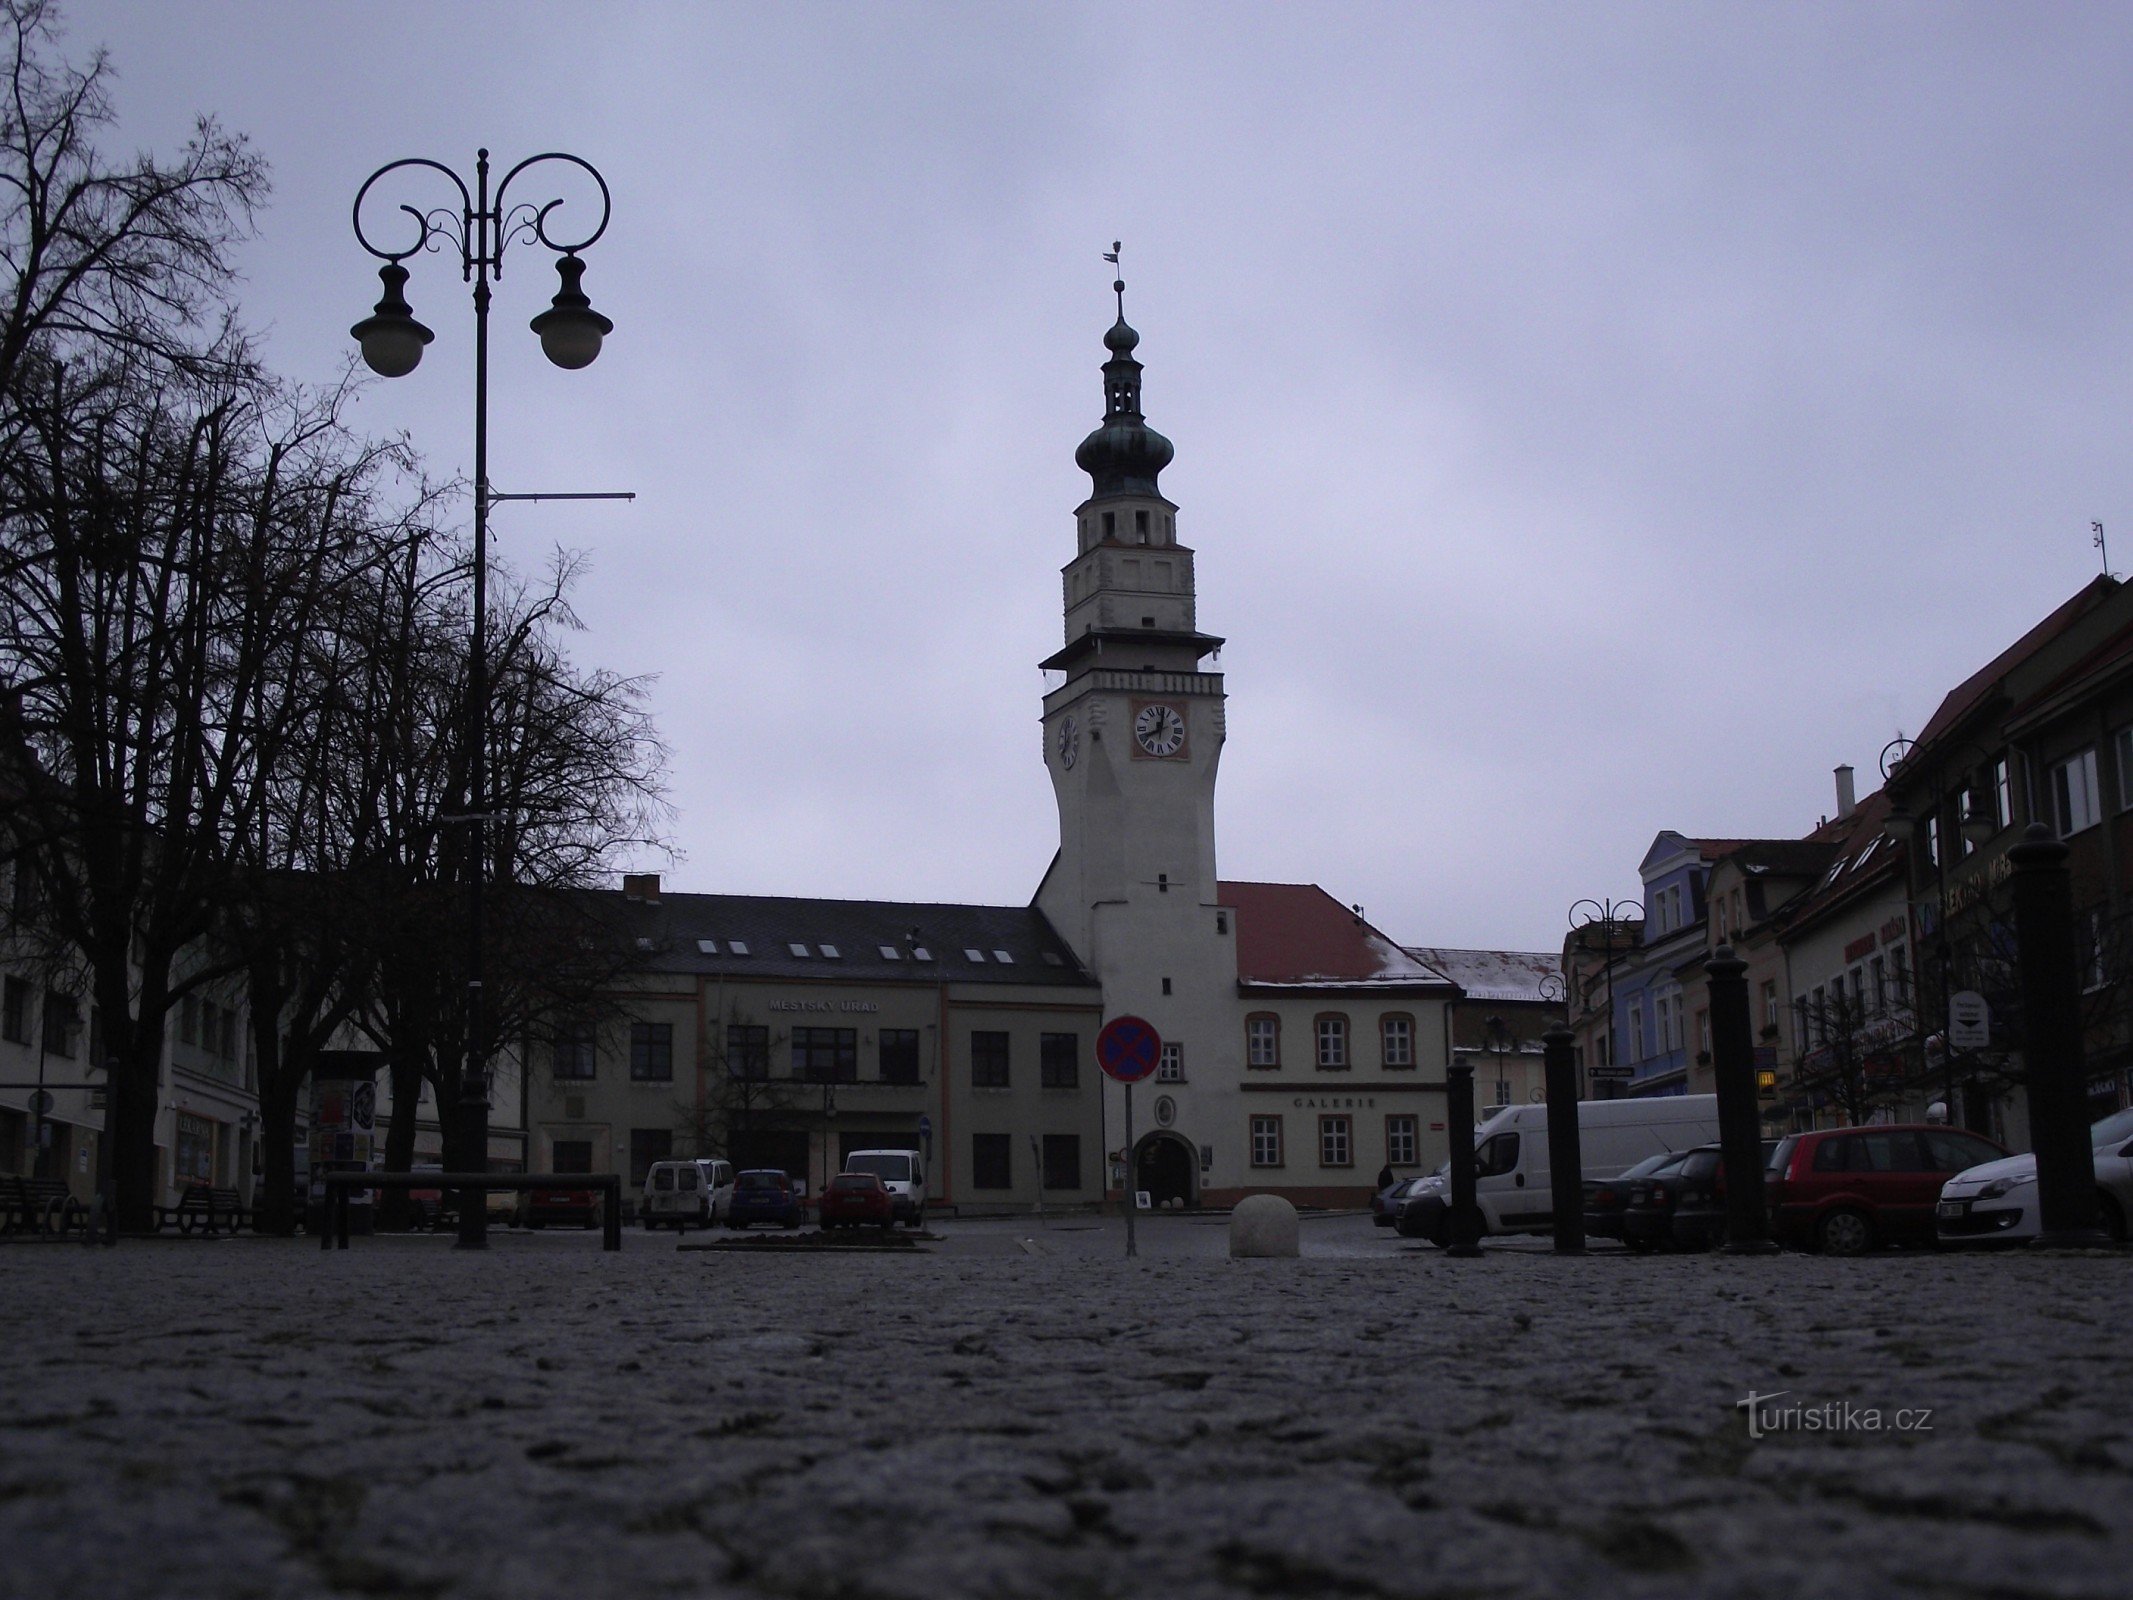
[818, 1172, 895, 1231]
[1766, 1124, 2009, 1254]
[519, 1184, 602, 1229]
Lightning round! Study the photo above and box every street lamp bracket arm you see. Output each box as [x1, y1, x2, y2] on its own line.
[353, 158, 476, 265]
[492, 151, 612, 259]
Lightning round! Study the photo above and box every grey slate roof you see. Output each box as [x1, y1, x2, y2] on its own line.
[600, 889, 1098, 987]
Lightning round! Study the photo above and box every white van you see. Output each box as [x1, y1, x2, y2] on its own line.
[642, 1158, 733, 1230]
[695, 1159, 735, 1222]
[1396, 1095, 1720, 1243]
[842, 1148, 926, 1228]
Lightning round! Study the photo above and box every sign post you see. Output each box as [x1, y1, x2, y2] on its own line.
[1096, 1015, 1162, 1260]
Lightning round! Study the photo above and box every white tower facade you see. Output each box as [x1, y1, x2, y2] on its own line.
[1035, 283, 1239, 1205]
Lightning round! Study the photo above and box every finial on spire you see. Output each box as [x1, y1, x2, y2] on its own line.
[1103, 240, 1124, 318]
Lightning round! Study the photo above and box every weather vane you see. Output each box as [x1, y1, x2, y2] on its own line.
[1103, 239, 1124, 317]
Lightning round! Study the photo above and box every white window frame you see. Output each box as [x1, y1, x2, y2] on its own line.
[2052, 747, 2102, 838]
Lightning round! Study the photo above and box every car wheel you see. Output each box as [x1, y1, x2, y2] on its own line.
[2098, 1191, 2127, 1242]
[1816, 1207, 1875, 1256]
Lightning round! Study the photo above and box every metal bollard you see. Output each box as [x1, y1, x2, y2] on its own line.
[1542, 1025, 1584, 1253]
[1707, 945, 1777, 1253]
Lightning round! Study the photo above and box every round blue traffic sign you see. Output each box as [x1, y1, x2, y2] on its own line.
[1097, 1015, 1163, 1083]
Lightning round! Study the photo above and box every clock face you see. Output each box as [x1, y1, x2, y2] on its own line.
[1057, 715, 1079, 769]
[1133, 701, 1187, 758]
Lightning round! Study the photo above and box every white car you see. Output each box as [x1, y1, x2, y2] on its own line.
[1936, 1107, 2133, 1244]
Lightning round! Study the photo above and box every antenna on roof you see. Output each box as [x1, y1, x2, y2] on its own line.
[2094, 520, 2113, 580]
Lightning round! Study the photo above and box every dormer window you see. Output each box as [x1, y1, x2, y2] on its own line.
[1135, 509, 1150, 542]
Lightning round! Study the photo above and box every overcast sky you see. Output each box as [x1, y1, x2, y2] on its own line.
[63, 1, 2133, 951]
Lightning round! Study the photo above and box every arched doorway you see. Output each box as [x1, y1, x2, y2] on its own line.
[1135, 1131, 1198, 1208]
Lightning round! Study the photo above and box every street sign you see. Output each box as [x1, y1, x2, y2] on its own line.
[26, 1088, 53, 1115]
[1096, 1015, 1163, 1083]
[917, 1114, 931, 1138]
[1587, 1067, 1634, 1082]
[1948, 991, 1991, 1051]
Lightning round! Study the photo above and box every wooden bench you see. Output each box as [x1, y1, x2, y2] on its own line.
[156, 1184, 249, 1236]
[1, 1176, 86, 1236]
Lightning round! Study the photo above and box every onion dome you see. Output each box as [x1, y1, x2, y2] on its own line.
[1075, 281, 1174, 498]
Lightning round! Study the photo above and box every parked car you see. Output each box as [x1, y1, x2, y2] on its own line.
[842, 1148, 926, 1227]
[1373, 1175, 1429, 1227]
[1621, 1145, 1725, 1252]
[819, 1171, 895, 1231]
[726, 1168, 802, 1230]
[1766, 1123, 2009, 1254]
[641, 1159, 716, 1230]
[1583, 1149, 1691, 1241]
[518, 1182, 603, 1229]
[1937, 1107, 2133, 1244]
[1396, 1095, 1722, 1244]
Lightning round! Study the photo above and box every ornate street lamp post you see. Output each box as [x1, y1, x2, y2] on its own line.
[352, 150, 615, 1248]
[1569, 897, 1644, 1098]
[1879, 736, 1998, 1125]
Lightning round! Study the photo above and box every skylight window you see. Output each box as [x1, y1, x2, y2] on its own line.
[879, 945, 901, 960]
[788, 942, 811, 958]
[635, 937, 656, 952]
[992, 950, 1014, 964]
[1821, 858, 1847, 887]
[964, 948, 986, 962]
[727, 939, 749, 956]
[696, 939, 719, 955]
[1041, 952, 1064, 966]
[912, 947, 933, 962]
[819, 944, 841, 959]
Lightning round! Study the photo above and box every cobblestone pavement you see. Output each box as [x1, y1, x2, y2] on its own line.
[2, 1217, 2126, 1599]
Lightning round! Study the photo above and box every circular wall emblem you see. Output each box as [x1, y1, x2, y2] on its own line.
[1154, 1095, 1176, 1128]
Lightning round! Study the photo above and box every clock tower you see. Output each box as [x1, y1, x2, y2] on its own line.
[1036, 269, 1236, 1203]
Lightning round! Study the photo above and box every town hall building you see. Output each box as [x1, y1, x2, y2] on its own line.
[527, 277, 1462, 1212]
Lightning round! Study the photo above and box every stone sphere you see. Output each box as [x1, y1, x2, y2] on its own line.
[1229, 1194, 1300, 1258]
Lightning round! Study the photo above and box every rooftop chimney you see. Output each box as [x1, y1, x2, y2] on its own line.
[622, 872, 661, 903]
[1833, 765, 1856, 821]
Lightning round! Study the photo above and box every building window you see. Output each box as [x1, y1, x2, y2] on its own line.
[879, 1028, 921, 1084]
[1319, 1115, 1352, 1167]
[1, 977, 27, 1045]
[176, 1112, 215, 1186]
[1156, 1042, 1183, 1082]
[1314, 1014, 1349, 1071]
[178, 992, 198, 1048]
[2051, 747, 2102, 837]
[971, 1031, 1010, 1088]
[1380, 1013, 1414, 1069]
[630, 1022, 673, 1082]
[1042, 1134, 1081, 1191]
[793, 1026, 857, 1082]
[1697, 1009, 1710, 1059]
[551, 1139, 593, 1175]
[1761, 980, 1780, 1031]
[1994, 755, 2015, 827]
[41, 991, 77, 1059]
[725, 1024, 770, 1080]
[1040, 1032, 1080, 1088]
[553, 1022, 596, 1079]
[1250, 1115, 1283, 1168]
[629, 1127, 672, 1186]
[2079, 907, 2108, 992]
[1627, 999, 1645, 1062]
[1246, 1013, 1279, 1068]
[1386, 1114, 1418, 1167]
[972, 1132, 1012, 1189]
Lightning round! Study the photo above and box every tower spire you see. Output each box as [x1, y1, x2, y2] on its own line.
[1076, 239, 1174, 498]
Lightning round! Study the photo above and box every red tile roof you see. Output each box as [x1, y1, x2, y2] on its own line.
[1218, 881, 1452, 989]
